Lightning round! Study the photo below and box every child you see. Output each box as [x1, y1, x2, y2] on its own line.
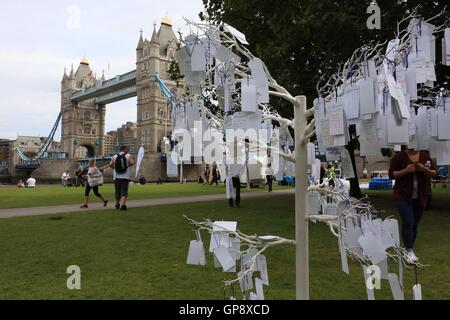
[80, 160, 108, 208]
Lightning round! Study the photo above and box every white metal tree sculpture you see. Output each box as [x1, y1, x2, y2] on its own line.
[170, 9, 448, 300]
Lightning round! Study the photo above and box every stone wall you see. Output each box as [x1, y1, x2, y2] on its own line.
[32, 159, 78, 180]
[355, 154, 391, 178]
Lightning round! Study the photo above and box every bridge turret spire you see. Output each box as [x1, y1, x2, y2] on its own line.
[137, 28, 144, 51]
[150, 24, 159, 45]
[61, 67, 68, 83]
[69, 65, 75, 79]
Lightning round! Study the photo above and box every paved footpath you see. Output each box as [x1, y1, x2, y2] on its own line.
[0, 189, 294, 219]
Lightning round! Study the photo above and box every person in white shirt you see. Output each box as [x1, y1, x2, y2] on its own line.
[61, 171, 70, 187]
[26, 177, 36, 188]
[109, 146, 136, 211]
[265, 163, 275, 192]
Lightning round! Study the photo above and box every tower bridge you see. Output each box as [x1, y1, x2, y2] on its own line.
[6, 16, 202, 182]
[58, 17, 184, 180]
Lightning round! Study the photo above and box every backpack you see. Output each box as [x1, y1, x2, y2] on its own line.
[115, 153, 128, 174]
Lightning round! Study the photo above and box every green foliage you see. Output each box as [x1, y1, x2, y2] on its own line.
[168, 59, 184, 88]
[201, 0, 446, 118]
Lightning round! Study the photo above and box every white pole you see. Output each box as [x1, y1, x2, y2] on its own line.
[180, 159, 184, 184]
[294, 95, 309, 300]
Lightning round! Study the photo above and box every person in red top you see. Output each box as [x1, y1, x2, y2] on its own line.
[389, 147, 438, 263]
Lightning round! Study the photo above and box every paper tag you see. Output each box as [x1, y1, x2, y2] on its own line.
[377, 259, 389, 280]
[229, 237, 241, 261]
[388, 273, 404, 300]
[358, 232, 387, 265]
[341, 220, 362, 249]
[255, 278, 265, 300]
[186, 239, 207, 266]
[214, 245, 235, 272]
[307, 191, 321, 215]
[413, 284, 422, 300]
[241, 79, 258, 112]
[238, 271, 254, 292]
[209, 232, 231, 252]
[242, 248, 259, 270]
[213, 221, 237, 233]
[257, 255, 269, 286]
[338, 235, 350, 274]
[363, 266, 375, 300]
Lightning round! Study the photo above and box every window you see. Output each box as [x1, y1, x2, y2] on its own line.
[92, 129, 96, 135]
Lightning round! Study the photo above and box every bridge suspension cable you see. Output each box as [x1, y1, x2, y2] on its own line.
[15, 112, 63, 162]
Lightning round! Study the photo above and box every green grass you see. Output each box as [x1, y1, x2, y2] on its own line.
[0, 183, 289, 209]
[0, 188, 448, 300]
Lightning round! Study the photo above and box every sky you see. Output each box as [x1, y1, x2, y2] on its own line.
[0, 0, 204, 140]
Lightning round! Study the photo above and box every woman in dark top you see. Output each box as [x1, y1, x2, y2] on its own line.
[389, 148, 438, 263]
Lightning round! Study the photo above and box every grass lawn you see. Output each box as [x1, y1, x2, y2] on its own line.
[0, 188, 448, 300]
[0, 183, 289, 209]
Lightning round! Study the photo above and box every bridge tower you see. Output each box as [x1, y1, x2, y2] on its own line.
[135, 18, 178, 180]
[60, 58, 106, 159]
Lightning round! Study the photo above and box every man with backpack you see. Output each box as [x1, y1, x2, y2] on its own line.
[110, 146, 136, 211]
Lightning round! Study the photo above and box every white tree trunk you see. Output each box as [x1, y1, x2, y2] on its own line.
[294, 95, 309, 300]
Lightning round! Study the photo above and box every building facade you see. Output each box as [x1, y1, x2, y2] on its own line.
[57, 17, 201, 180]
[104, 131, 118, 156]
[60, 58, 106, 159]
[117, 122, 138, 154]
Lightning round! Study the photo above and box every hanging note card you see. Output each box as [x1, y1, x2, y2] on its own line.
[437, 109, 450, 140]
[363, 266, 376, 300]
[215, 45, 241, 64]
[338, 235, 350, 274]
[368, 59, 377, 79]
[224, 24, 249, 45]
[413, 284, 423, 300]
[388, 273, 405, 300]
[340, 148, 355, 179]
[187, 232, 207, 266]
[328, 104, 345, 136]
[343, 86, 360, 120]
[191, 43, 207, 72]
[213, 245, 235, 272]
[241, 79, 258, 112]
[359, 78, 376, 115]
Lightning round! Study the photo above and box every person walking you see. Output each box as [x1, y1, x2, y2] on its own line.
[75, 165, 84, 187]
[204, 164, 211, 185]
[227, 165, 242, 208]
[210, 162, 219, 186]
[389, 147, 438, 263]
[80, 159, 108, 208]
[265, 163, 275, 192]
[110, 146, 136, 211]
